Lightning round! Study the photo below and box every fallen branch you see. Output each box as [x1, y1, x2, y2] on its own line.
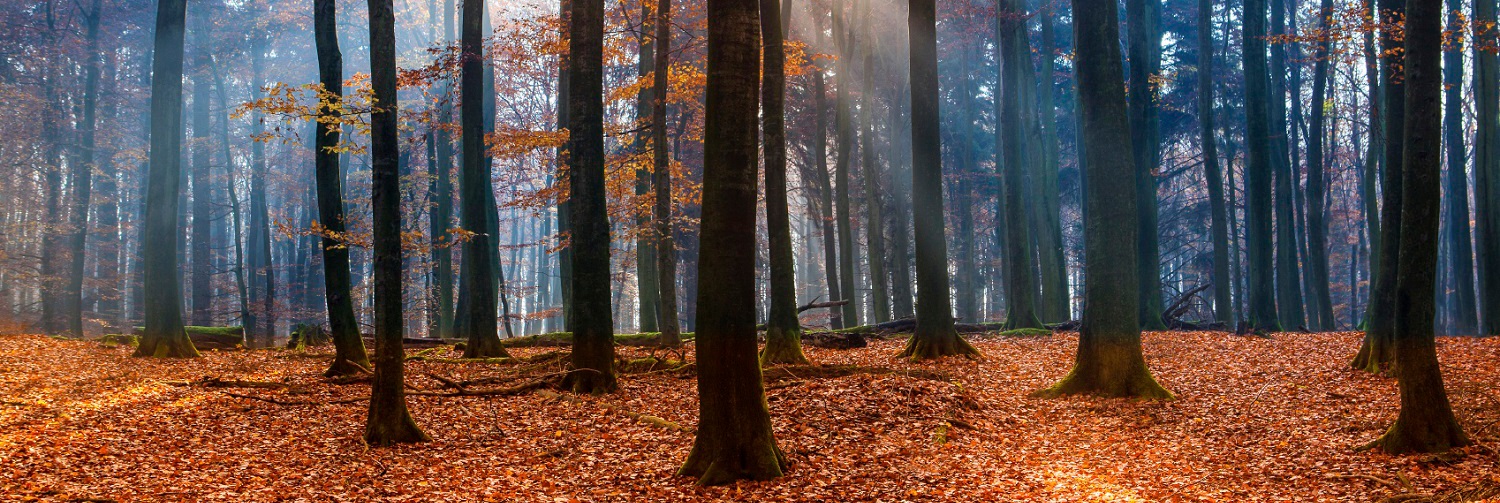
[536, 390, 692, 433]
[170, 377, 289, 389]
[797, 299, 849, 313]
[1325, 472, 1406, 490]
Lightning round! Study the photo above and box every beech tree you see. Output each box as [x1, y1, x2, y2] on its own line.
[313, 0, 370, 377]
[1035, 0, 1169, 400]
[458, 0, 505, 358]
[1362, 0, 1469, 454]
[897, 0, 978, 361]
[759, 0, 807, 365]
[363, 0, 428, 446]
[678, 0, 785, 485]
[563, 0, 617, 394]
[134, 0, 198, 358]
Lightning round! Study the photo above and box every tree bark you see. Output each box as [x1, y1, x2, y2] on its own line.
[1354, 0, 1406, 372]
[135, 0, 198, 358]
[678, 0, 786, 484]
[1363, 0, 1470, 453]
[1304, 0, 1336, 331]
[188, 7, 213, 328]
[759, 0, 807, 365]
[1126, 0, 1166, 330]
[1443, 0, 1478, 334]
[1037, 0, 1169, 400]
[634, 2, 660, 334]
[832, 6, 860, 328]
[313, 0, 371, 376]
[1477, 0, 1500, 335]
[65, 0, 104, 338]
[363, 0, 429, 446]
[998, 0, 1042, 330]
[1270, 0, 1305, 330]
[1198, 0, 1232, 325]
[563, 0, 618, 394]
[458, 0, 506, 358]
[653, 0, 680, 347]
[897, 0, 979, 361]
[859, 0, 889, 324]
[1242, 0, 1279, 333]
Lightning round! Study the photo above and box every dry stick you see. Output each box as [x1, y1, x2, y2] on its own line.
[1325, 472, 1404, 490]
[535, 390, 693, 433]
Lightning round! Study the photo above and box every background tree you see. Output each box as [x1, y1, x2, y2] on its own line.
[760, 0, 807, 365]
[997, 0, 1042, 331]
[679, 0, 786, 484]
[1035, 0, 1170, 400]
[1303, 0, 1335, 332]
[458, 0, 505, 358]
[1444, 0, 1479, 334]
[1242, 0, 1279, 334]
[1355, 0, 1407, 372]
[1478, 0, 1500, 336]
[1127, 0, 1166, 331]
[1197, 0, 1232, 325]
[653, 0, 680, 347]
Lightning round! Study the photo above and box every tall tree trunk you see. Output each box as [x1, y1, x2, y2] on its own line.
[1304, 0, 1336, 331]
[1354, 0, 1406, 372]
[1477, 0, 1500, 335]
[1126, 0, 1166, 330]
[363, 0, 429, 446]
[810, 9, 843, 329]
[678, 0, 786, 485]
[954, 47, 980, 324]
[759, 0, 806, 364]
[96, 55, 122, 332]
[634, 2, 661, 334]
[135, 0, 198, 358]
[189, 7, 213, 327]
[314, 0, 371, 376]
[1038, 0, 1170, 400]
[1243, 0, 1279, 333]
[832, 6, 860, 327]
[1270, 0, 1305, 330]
[1361, 0, 1383, 325]
[556, 0, 574, 333]
[563, 0, 618, 394]
[247, 32, 274, 346]
[859, 0, 889, 324]
[1363, 0, 1470, 453]
[1035, 7, 1068, 323]
[458, 0, 506, 358]
[888, 74, 915, 320]
[898, 0, 979, 361]
[998, 0, 1042, 330]
[66, 0, 104, 338]
[1198, 0, 1232, 325]
[653, 0, 680, 346]
[1444, 0, 1478, 334]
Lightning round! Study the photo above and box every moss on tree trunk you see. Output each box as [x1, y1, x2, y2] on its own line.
[1038, 0, 1169, 401]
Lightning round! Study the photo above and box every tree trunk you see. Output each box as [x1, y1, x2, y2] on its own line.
[1478, 0, 1500, 335]
[1443, 0, 1478, 334]
[832, 6, 860, 328]
[1198, 0, 1232, 325]
[810, 9, 843, 329]
[1126, 0, 1166, 330]
[1363, 0, 1470, 453]
[189, 7, 213, 328]
[859, 0, 889, 324]
[1270, 0, 1305, 330]
[634, 3, 661, 334]
[1035, 8, 1068, 323]
[679, 0, 786, 485]
[1038, 0, 1169, 400]
[563, 0, 618, 394]
[1242, 0, 1279, 334]
[363, 0, 429, 446]
[954, 48, 980, 325]
[1304, 0, 1336, 331]
[135, 0, 198, 358]
[759, 0, 807, 365]
[458, 0, 506, 358]
[653, 0, 680, 347]
[313, 0, 371, 376]
[65, 0, 103, 338]
[1354, 0, 1406, 372]
[998, 0, 1042, 330]
[897, 0, 979, 361]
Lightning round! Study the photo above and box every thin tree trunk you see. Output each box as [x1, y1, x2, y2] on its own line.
[1444, 0, 1478, 334]
[1304, 0, 1336, 331]
[65, 0, 104, 338]
[653, 0, 680, 347]
[1354, 0, 1406, 372]
[832, 5, 860, 328]
[458, 0, 506, 358]
[998, 0, 1042, 330]
[759, 0, 806, 364]
[314, 0, 370, 376]
[1198, 0, 1232, 325]
[188, 7, 213, 327]
[1126, 0, 1166, 330]
[363, 0, 429, 446]
[859, 0, 889, 323]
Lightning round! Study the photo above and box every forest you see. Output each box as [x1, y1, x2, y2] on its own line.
[1, 0, 1499, 499]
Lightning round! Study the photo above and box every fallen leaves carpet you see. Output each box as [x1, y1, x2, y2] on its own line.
[1, 331, 1497, 502]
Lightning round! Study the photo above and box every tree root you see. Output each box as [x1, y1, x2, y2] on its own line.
[535, 390, 692, 433]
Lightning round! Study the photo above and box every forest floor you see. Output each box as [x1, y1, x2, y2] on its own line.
[2, 331, 1498, 502]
